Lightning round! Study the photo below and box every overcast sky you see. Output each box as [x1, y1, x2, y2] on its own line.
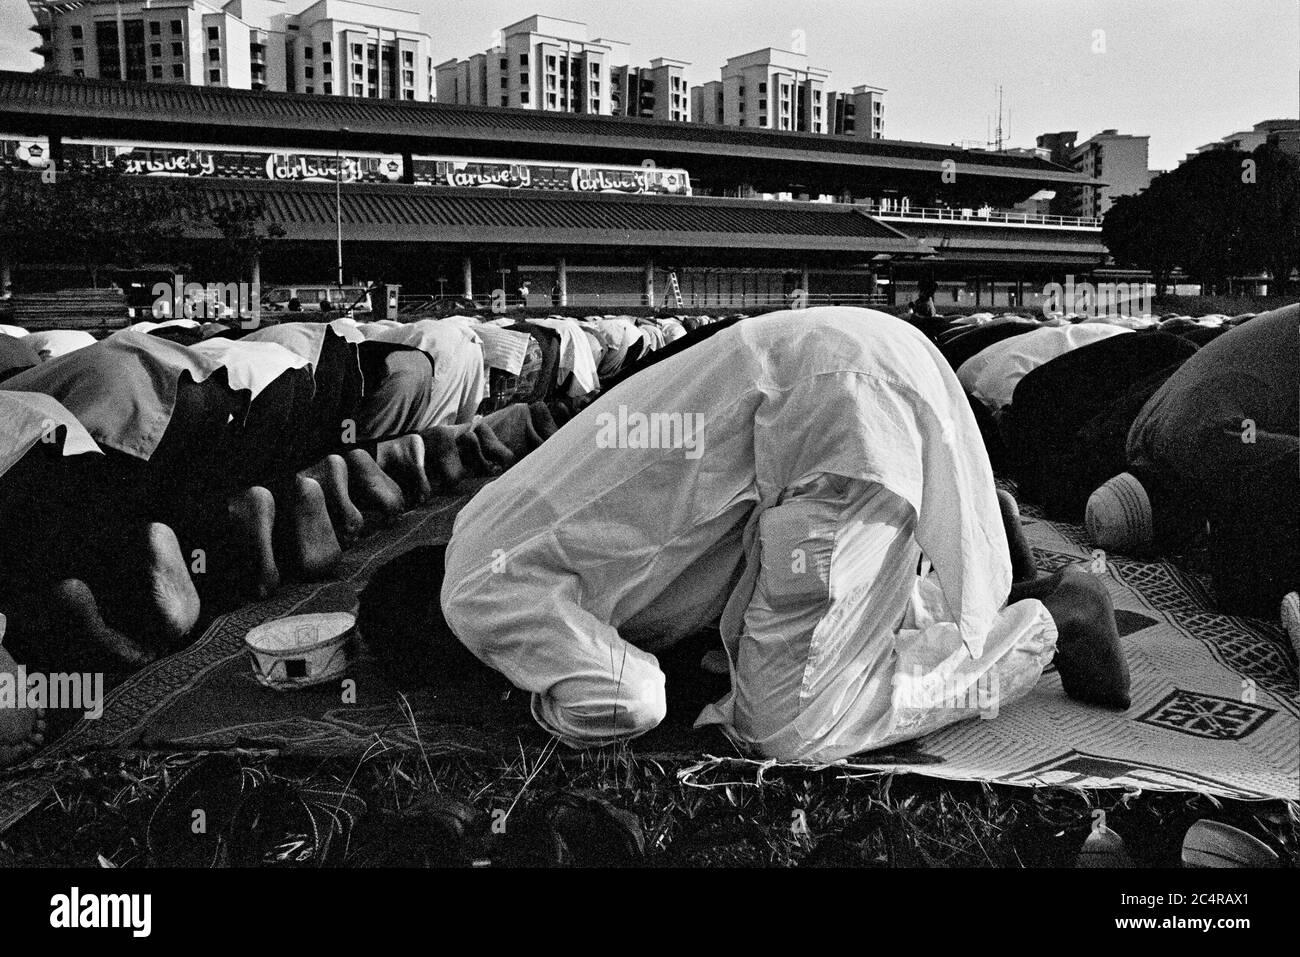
[1, 0, 1295, 169]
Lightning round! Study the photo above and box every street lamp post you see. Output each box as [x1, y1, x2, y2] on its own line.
[336, 126, 349, 290]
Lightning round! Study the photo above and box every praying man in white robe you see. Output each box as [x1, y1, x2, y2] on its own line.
[437, 307, 1130, 762]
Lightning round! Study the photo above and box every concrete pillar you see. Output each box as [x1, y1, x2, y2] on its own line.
[643, 257, 655, 307]
[461, 255, 473, 299]
[800, 264, 810, 303]
[556, 257, 568, 307]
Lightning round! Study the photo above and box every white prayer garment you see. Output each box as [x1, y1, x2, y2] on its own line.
[243, 319, 367, 371]
[526, 317, 601, 397]
[24, 329, 96, 361]
[957, 323, 1131, 414]
[442, 307, 1058, 761]
[357, 319, 487, 427]
[0, 391, 101, 479]
[188, 338, 311, 401]
[4, 332, 224, 460]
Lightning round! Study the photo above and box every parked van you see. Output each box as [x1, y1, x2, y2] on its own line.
[262, 285, 373, 315]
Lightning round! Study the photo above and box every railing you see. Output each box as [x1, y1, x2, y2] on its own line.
[398, 291, 893, 314]
[870, 205, 1102, 229]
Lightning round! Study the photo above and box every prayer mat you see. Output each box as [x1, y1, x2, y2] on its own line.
[3, 480, 1296, 833]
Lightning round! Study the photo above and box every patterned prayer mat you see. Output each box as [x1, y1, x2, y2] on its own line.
[2, 480, 1297, 833]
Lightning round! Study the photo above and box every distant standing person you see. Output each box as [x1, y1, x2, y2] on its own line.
[908, 277, 946, 340]
[551, 282, 562, 309]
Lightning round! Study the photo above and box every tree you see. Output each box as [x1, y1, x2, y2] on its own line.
[0, 165, 192, 288]
[204, 196, 286, 290]
[1238, 143, 1300, 296]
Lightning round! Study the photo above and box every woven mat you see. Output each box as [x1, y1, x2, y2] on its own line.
[3, 480, 1297, 832]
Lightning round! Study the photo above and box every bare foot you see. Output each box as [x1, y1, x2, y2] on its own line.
[997, 489, 1038, 584]
[344, 448, 407, 522]
[471, 420, 516, 471]
[454, 426, 494, 475]
[274, 475, 342, 582]
[17, 579, 160, 672]
[420, 426, 466, 490]
[301, 454, 366, 543]
[1038, 568, 1131, 709]
[138, 523, 201, 648]
[227, 486, 280, 599]
[0, 637, 46, 767]
[376, 433, 433, 506]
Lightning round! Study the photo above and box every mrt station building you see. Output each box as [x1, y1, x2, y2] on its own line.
[0, 70, 1106, 310]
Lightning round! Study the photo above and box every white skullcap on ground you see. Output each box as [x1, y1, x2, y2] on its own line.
[1086, 472, 1154, 553]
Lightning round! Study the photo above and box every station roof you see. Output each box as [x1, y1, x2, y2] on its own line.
[175, 179, 933, 256]
[0, 71, 1097, 187]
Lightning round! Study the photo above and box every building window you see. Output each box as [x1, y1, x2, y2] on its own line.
[738, 85, 745, 96]
[546, 75, 555, 89]
[402, 50, 413, 65]
[208, 49, 220, 62]
[171, 19, 182, 35]
[323, 62, 331, 74]
[758, 98, 766, 110]
[499, 57, 507, 70]
[500, 95, 508, 106]
[304, 66, 313, 78]
[172, 64, 184, 77]
[758, 81, 766, 93]
[874, 102, 882, 114]
[72, 68, 84, 77]
[171, 42, 183, 57]
[322, 42, 331, 55]
[353, 63, 362, 77]
[519, 53, 528, 66]
[546, 55, 556, 69]
[519, 72, 527, 85]
[207, 26, 219, 42]
[591, 63, 600, 76]
[72, 47, 84, 61]
[500, 76, 507, 89]
[305, 85, 313, 94]
[148, 43, 160, 58]
[591, 99, 599, 111]
[520, 91, 529, 103]
[547, 92, 556, 106]
[351, 43, 362, 58]
[352, 82, 363, 95]
[70, 25, 83, 40]
[814, 90, 821, 102]
[94, 21, 121, 80]
[323, 82, 332, 94]
[148, 22, 159, 37]
[151, 65, 162, 78]
[209, 69, 221, 82]
[304, 46, 313, 59]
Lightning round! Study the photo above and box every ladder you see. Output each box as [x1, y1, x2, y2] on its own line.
[661, 271, 684, 309]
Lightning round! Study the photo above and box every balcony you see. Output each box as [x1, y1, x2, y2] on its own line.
[870, 204, 1101, 230]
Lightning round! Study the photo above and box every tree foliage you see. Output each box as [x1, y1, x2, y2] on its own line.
[1103, 143, 1300, 295]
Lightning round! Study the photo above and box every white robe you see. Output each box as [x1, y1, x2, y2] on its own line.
[958, 323, 1131, 413]
[442, 307, 1056, 761]
[357, 319, 486, 427]
[0, 391, 101, 479]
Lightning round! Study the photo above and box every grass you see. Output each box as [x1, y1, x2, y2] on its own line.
[1, 740, 1295, 868]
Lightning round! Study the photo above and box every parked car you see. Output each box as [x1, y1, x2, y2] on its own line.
[262, 285, 373, 316]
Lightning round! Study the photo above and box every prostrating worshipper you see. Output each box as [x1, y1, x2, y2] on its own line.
[958, 321, 1132, 417]
[364, 307, 1129, 762]
[0, 333, 40, 383]
[0, 388, 192, 673]
[1088, 304, 1299, 620]
[998, 330, 1198, 519]
[2, 332, 349, 618]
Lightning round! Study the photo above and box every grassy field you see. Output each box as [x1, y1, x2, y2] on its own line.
[1, 740, 1296, 868]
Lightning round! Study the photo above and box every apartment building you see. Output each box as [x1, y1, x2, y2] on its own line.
[434, 14, 687, 118]
[690, 47, 885, 138]
[29, 0, 429, 99]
